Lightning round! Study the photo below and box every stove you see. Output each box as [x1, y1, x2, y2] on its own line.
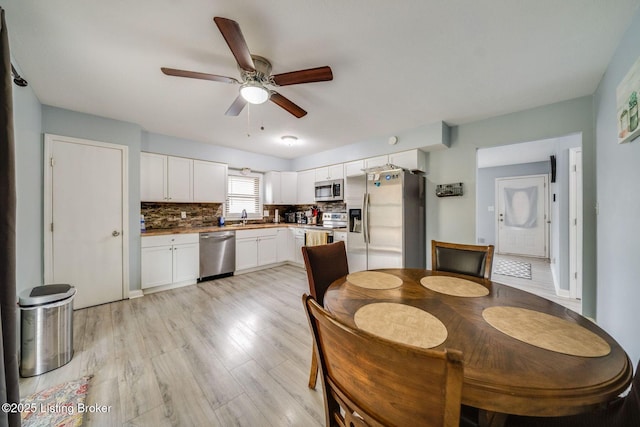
[321, 212, 347, 229]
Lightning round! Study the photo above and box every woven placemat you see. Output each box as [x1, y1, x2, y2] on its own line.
[354, 303, 448, 349]
[482, 306, 611, 357]
[420, 276, 489, 297]
[346, 271, 403, 289]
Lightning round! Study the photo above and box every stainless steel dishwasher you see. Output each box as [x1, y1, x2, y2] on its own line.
[199, 230, 235, 280]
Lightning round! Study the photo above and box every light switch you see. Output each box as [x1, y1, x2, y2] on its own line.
[263, 210, 269, 217]
[181, 211, 186, 219]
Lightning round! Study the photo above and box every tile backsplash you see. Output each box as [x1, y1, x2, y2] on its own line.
[141, 202, 222, 230]
[140, 201, 347, 230]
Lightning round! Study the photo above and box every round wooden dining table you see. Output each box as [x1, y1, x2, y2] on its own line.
[323, 268, 633, 427]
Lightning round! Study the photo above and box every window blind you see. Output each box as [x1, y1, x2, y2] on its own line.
[226, 174, 260, 216]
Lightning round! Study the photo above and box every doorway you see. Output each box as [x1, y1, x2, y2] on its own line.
[44, 134, 129, 309]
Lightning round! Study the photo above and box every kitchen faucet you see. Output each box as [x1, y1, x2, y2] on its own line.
[241, 209, 247, 226]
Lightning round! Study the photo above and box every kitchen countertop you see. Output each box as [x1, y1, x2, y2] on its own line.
[141, 223, 348, 236]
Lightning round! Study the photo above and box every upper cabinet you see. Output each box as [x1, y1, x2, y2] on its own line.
[389, 149, 428, 173]
[141, 153, 226, 203]
[364, 155, 389, 169]
[344, 160, 365, 177]
[280, 172, 298, 204]
[167, 156, 193, 202]
[265, 171, 298, 204]
[296, 170, 316, 204]
[140, 152, 168, 201]
[193, 160, 227, 202]
[315, 164, 344, 182]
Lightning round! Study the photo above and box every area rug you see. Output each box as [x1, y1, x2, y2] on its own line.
[494, 259, 532, 280]
[21, 375, 92, 427]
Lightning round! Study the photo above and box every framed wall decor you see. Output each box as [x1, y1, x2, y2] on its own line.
[616, 56, 640, 144]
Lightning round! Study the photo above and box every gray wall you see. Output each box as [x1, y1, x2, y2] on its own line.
[427, 96, 597, 317]
[476, 161, 550, 247]
[594, 8, 640, 366]
[11, 67, 42, 297]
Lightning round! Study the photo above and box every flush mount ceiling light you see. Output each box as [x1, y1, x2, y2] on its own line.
[240, 81, 270, 104]
[281, 135, 298, 146]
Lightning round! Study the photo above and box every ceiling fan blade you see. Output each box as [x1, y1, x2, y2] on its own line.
[271, 66, 333, 86]
[225, 95, 247, 116]
[270, 92, 307, 118]
[213, 17, 255, 72]
[161, 67, 239, 84]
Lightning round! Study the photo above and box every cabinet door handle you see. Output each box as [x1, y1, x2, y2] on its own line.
[112, 230, 120, 237]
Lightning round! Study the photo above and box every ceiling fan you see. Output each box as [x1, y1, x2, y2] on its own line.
[161, 17, 333, 118]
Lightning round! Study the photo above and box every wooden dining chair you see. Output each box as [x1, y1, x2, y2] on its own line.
[301, 240, 349, 389]
[504, 359, 640, 427]
[431, 240, 495, 280]
[302, 293, 464, 427]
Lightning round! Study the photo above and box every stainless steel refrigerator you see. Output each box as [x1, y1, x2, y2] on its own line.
[346, 167, 425, 271]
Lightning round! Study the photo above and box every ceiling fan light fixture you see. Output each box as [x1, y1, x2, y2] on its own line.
[240, 82, 270, 104]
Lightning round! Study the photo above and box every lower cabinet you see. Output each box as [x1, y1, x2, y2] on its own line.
[141, 233, 199, 289]
[292, 228, 306, 265]
[333, 231, 347, 250]
[276, 228, 294, 263]
[235, 229, 278, 271]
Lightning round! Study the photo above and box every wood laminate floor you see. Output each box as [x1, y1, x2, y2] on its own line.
[19, 265, 325, 427]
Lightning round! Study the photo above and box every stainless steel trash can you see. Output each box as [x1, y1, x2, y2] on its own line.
[19, 284, 76, 377]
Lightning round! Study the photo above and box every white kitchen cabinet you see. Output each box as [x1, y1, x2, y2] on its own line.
[265, 171, 298, 204]
[333, 231, 347, 250]
[264, 171, 281, 205]
[235, 228, 279, 271]
[140, 153, 193, 202]
[276, 228, 293, 262]
[315, 164, 344, 181]
[389, 149, 428, 173]
[291, 228, 306, 265]
[140, 152, 167, 201]
[257, 234, 277, 265]
[344, 160, 365, 177]
[193, 160, 227, 202]
[280, 172, 298, 204]
[235, 236, 259, 271]
[167, 156, 193, 202]
[364, 155, 389, 169]
[172, 242, 199, 283]
[141, 233, 199, 289]
[296, 169, 316, 204]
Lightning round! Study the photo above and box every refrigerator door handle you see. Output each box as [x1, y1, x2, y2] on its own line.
[363, 192, 370, 244]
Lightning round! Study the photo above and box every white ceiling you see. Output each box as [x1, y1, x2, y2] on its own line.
[4, 1, 640, 159]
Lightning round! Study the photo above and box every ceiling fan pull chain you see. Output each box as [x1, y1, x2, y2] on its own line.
[247, 103, 251, 137]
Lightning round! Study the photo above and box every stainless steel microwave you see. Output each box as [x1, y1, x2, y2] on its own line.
[314, 179, 344, 201]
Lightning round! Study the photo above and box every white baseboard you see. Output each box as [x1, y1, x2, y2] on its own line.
[128, 290, 144, 299]
[141, 279, 197, 295]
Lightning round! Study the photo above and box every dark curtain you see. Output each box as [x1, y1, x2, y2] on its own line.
[0, 7, 21, 427]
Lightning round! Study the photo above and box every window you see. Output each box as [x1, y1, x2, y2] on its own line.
[226, 171, 263, 219]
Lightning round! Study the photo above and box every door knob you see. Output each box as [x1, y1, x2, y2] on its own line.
[112, 230, 121, 237]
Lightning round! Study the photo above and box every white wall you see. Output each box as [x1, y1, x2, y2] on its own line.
[594, 8, 640, 367]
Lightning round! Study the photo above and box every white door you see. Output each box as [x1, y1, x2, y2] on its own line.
[45, 135, 128, 309]
[496, 174, 548, 257]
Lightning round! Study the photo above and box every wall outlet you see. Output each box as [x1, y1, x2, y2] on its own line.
[181, 211, 186, 219]
[263, 210, 269, 217]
